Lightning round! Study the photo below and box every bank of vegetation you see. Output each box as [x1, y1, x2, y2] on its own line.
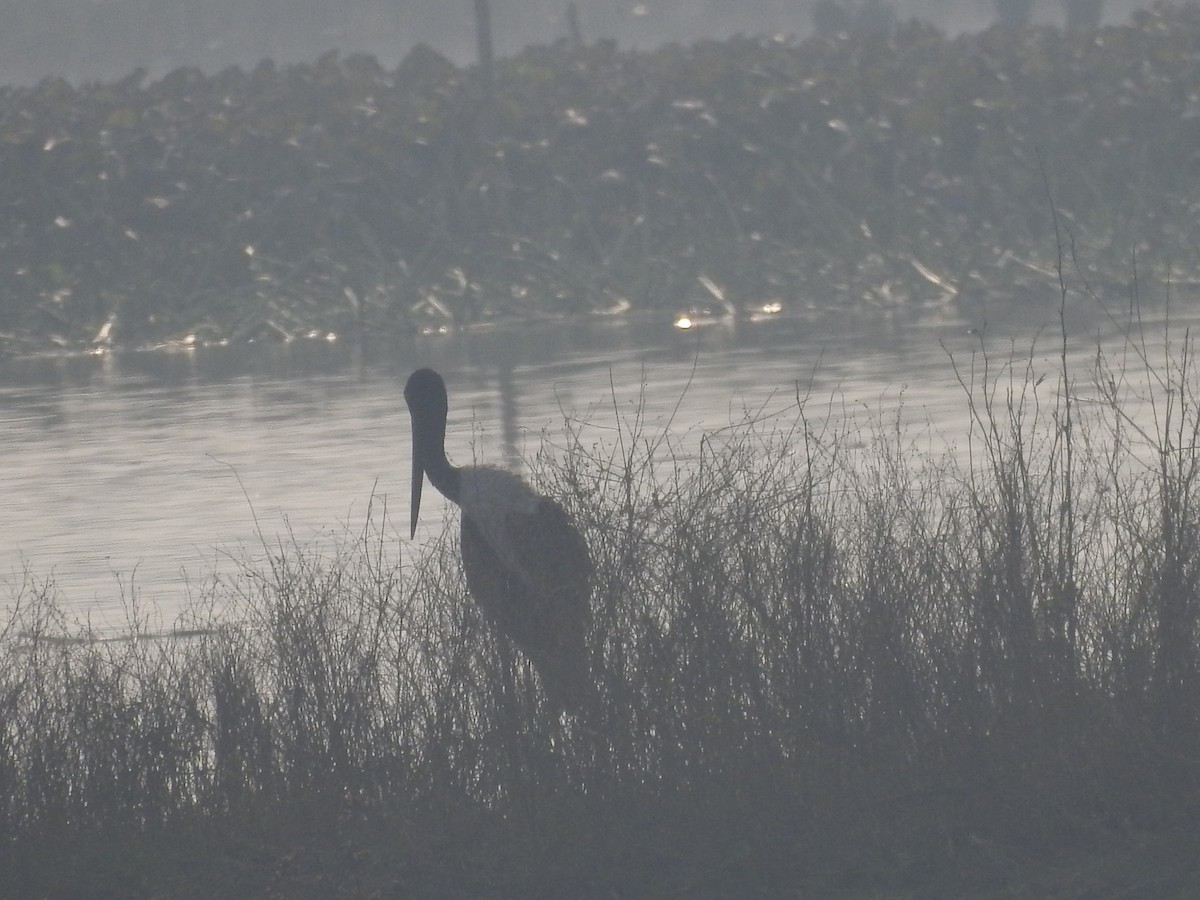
[3, 292, 1200, 896]
[0, 4, 1199, 351]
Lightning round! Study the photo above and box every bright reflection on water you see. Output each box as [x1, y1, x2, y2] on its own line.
[0, 298, 1183, 633]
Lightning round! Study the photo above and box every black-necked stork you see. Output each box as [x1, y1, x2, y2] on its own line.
[404, 368, 595, 713]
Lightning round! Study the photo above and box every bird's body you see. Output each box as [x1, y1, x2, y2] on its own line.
[405, 369, 594, 712]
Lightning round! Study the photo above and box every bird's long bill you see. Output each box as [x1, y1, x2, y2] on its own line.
[409, 429, 424, 540]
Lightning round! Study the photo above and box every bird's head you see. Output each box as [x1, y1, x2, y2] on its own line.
[405, 368, 450, 539]
[405, 368, 448, 423]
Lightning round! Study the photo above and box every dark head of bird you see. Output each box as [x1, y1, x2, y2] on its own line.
[405, 368, 457, 539]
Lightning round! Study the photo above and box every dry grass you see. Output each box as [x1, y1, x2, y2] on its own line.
[4, 311, 1200, 898]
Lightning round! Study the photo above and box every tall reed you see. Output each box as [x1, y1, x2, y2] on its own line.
[3, 314, 1200, 896]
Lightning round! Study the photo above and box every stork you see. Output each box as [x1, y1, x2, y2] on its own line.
[404, 368, 595, 713]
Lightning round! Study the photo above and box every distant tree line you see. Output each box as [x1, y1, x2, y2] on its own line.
[812, 0, 1105, 35]
[995, 0, 1105, 27]
[0, 0, 1120, 85]
[0, 2, 1190, 351]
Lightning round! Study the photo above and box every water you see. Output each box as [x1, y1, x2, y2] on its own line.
[0, 297, 1183, 634]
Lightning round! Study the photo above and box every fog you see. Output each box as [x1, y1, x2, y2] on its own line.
[1, 0, 1151, 86]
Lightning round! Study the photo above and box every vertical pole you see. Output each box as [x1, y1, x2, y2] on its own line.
[567, 2, 583, 51]
[474, 0, 495, 96]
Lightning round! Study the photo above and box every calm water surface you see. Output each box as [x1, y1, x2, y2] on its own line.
[0, 299, 1179, 633]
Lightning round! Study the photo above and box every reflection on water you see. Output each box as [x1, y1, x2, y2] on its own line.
[0, 298, 1178, 632]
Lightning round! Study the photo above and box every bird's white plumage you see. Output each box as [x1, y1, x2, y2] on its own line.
[456, 466, 541, 580]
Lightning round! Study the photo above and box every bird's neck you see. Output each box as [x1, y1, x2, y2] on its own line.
[419, 432, 462, 504]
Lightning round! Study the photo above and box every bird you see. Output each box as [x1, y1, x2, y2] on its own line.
[404, 368, 595, 713]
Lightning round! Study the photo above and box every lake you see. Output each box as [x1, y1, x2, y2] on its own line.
[0, 291, 1182, 634]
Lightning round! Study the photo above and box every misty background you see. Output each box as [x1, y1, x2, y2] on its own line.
[2, 0, 1152, 86]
